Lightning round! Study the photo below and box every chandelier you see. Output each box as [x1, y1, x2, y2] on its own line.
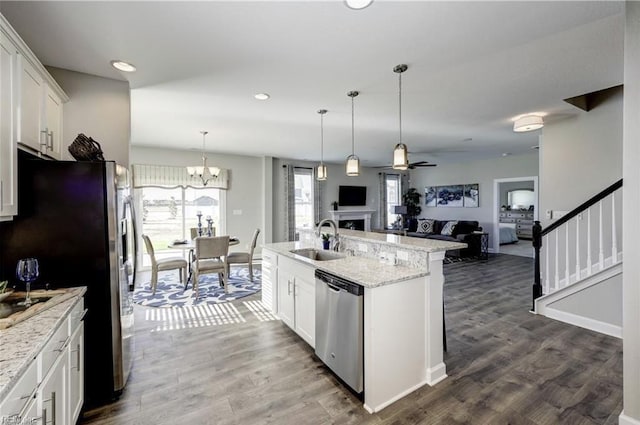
[392, 64, 409, 170]
[346, 90, 360, 176]
[187, 131, 220, 186]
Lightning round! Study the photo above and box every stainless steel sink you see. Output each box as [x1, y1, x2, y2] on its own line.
[290, 248, 346, 261]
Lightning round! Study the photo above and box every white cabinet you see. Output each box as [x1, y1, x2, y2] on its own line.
[0, 29, 18, 220]
[261, 248, 278, 314]
[276, 255, 315, 348]
[1, 14, 67, 161]
[67, 322, 84, 422]
[38, 353, 67, 425]
[0, 296, 84, 425]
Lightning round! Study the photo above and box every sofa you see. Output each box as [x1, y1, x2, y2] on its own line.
[406, 219, 482, 258]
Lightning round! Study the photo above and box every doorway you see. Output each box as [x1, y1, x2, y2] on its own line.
[492, 176, 539, 256]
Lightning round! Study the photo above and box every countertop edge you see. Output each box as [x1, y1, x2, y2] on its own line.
[0, 287, 86, 400]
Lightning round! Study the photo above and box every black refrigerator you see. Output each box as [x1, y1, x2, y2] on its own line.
[0, 155, 136, 409]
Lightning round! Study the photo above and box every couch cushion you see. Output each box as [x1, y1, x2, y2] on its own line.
[416, 218, 435, 234]
[452, 220, 479, 236]
[440, 221, 458, 236]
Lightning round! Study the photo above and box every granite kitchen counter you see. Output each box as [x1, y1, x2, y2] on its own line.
[0, 287, 85, 400]
[264, 241, 429, 288]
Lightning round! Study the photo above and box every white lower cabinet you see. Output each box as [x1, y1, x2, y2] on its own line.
[276, 255, 315, 348]
[38, 353, 67, 425]
[0, 297, 84, 425]
[261, 248, 278, 314]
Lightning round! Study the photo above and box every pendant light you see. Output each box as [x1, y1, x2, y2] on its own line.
[317, 109, 328, 181]
[346, 90, 360, 176]
[186, 131, 220, 186]
[392, 64, 409, 170]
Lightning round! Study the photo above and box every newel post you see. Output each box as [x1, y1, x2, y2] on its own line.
[532, 221, 543, 312]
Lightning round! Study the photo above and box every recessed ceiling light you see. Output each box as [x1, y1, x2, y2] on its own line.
[254, 93, 270, 101]
[502, 152, 512, 157]
[110, 60, 136, 72]
[344, 0, 373, 9]
[531, 145, 540, 150]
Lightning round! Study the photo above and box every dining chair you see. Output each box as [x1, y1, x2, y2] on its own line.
[142, 234, 188, 294]
[227, 228, 260, 282]
[191, 236, 230, 299]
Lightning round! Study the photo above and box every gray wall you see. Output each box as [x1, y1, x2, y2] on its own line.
[408, 152, 539, 246]
[548, 274, 622, 328]
[539, 86, 623, 227]
[47, 67, 131, 167]
[130, 146, 264, 254]
[272, 159, 382, 243]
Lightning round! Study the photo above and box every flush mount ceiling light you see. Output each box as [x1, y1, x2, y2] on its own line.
[254, 93, 270, 100]
[317, 109, 328, 181]
[110, 60, 136, 72]
[513, 114, 544, 132]
[344, 0, 373, 10]
[187, 131, 220, 186]
[392, 64, 409, 170]
[346, 91, 361, 177]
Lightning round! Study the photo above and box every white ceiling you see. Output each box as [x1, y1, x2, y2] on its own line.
[0, 1, 624, 166]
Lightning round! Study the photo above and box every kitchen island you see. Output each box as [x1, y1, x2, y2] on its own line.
[262, 229, 466, 413]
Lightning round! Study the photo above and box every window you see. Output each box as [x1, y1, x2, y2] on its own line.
[137, 186, 223, 267]
[386, 174, 401, 228]
[294, 168, 314, 235]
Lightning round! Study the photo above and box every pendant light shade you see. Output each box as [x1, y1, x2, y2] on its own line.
[346, 90, 360, 176]
[392, 64, 410, 170]
[317, 109, 328, 181]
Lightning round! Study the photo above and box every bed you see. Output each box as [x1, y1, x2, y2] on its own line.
[499, 223, 519, 244]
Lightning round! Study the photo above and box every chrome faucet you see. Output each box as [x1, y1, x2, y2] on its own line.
[316, 219, 340, 251]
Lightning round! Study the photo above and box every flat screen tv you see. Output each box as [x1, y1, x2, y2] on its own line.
[339, 185, 367, 206]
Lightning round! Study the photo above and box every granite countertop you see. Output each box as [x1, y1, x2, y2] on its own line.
[0, 287, 86, 400]
[263, 241, 430, 288]
[337, 228, 468, 252]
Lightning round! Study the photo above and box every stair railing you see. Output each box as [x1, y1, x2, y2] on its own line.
[532, 179, 623, 311]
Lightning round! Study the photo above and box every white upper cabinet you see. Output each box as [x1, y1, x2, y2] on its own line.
[0, 27, 18, 220]
[1, 14, 68, 161]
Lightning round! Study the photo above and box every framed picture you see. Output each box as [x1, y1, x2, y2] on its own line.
[436, 185, 464, 207]
[424, 186, 437, 207]
[464, 183, 479, 207]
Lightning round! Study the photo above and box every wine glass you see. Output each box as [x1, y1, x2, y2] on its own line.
[16, 258, 39, 307]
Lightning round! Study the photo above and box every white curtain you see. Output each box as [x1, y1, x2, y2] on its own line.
[132, 164, 229, 189]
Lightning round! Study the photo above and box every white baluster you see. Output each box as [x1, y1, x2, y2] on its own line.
[599, 200, 604, 270]
[611, 192, 617, 264]
[565, 224, 570, 286]
[587, 208, 592, 276]
[545, 234, 550, 295]
[554, 229, 559, 291]
[575, 217, 580, 280]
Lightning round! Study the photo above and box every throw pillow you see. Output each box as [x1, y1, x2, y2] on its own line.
[416, 219, 435, 234]
[440, 221, 458, 236]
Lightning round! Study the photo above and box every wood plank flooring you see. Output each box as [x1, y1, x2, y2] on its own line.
[81, 255, 622, 425]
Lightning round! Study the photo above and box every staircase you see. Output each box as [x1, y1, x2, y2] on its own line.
[532, 179, 623, 337]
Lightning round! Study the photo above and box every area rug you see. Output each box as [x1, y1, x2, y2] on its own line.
[133, 266, 261, 307]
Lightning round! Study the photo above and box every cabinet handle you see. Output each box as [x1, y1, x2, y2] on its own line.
[71, 343, 81, 371]
[287, 279, 292, 295]
[48, 131, 54, 150]
[1, 179, 3, 211]
[43, 391, 56, 425]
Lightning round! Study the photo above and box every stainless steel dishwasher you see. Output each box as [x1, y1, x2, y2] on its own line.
[315, 269, 364, 395]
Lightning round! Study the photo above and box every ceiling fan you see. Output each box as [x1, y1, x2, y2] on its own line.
[375, 160, 437, 169]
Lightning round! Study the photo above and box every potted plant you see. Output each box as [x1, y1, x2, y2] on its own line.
[402, 188, 422, 231]
[321, 233, 331, 250]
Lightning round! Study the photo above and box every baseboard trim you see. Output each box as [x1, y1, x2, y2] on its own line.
[544, 307, 622, 338]
[426, 363, 448, 386]
[363, 379, 429, 413]
[619, 412, 640, 425]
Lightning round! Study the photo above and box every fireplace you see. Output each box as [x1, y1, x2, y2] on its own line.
[328, 209, 375, 231]
[339, 219, 365, 231]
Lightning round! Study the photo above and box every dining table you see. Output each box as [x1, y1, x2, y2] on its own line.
[168, 236, 240, 289]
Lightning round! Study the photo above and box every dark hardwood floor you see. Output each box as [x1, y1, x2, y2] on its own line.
[81, 255, 622, 425]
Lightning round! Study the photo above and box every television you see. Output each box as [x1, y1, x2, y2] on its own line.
[339, 185, 367, 206]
